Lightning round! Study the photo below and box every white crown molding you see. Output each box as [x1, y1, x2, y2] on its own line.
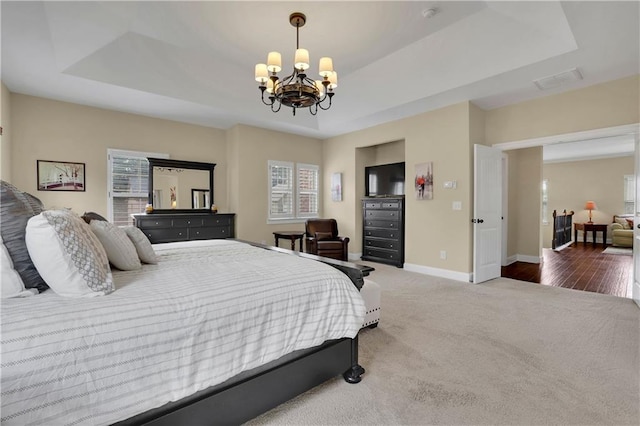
[493, 123, 640, 151]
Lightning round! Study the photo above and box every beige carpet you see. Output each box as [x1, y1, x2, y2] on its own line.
[248, 262, 640, 425]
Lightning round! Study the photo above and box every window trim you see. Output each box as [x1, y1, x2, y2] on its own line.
[296, 162, 320, 219]
[267, 160, 320, 223]
[107, 149, 168, 223]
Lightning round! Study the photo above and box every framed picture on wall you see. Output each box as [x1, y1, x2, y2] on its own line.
[414, 162, 433, 200]
[37, 160, 85, 191]
[331, 172, 342, 201]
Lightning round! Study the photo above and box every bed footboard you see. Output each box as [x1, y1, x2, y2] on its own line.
[119, 338, 359, 426]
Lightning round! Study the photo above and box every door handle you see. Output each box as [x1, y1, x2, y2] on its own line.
[471, 219, 485, 224]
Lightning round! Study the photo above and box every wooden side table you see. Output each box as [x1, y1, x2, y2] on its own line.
[574, 223, 607, 247]
[273, 231, 305, 251]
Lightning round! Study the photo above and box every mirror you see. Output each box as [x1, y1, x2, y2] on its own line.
[148, 158, 216, 213]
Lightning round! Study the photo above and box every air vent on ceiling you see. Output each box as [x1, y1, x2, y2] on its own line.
[533, 68, 583, 90]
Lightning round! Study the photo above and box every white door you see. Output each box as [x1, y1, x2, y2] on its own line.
[473, 144, 503, 283]
[633, 133, 640, 307]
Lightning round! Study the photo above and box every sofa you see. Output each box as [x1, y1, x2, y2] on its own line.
[611, 215, 633, 248]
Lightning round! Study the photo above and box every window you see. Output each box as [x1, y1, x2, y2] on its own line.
[541, 179, 549, 225]
[107, 149, 168, 226]
[268, 160, 319, 221]
[624, 174, 634, 214]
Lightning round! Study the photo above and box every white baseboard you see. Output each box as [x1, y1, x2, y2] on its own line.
[516, 254, 542, 264]
[404, 263, 471, 283]
[504, 254, 541, 265]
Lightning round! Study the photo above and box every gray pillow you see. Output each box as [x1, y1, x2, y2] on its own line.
[81, 211, 108, 224]
[0, 181, 48, 292]
[23, 192, 45, 214]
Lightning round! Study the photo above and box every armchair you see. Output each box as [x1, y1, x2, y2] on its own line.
[304, 219, 350, 261]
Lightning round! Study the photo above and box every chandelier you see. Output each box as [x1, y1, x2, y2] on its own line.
[254, 12, 337, 116]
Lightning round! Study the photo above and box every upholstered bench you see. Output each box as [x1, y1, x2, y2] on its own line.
[360, 278, 381, 329]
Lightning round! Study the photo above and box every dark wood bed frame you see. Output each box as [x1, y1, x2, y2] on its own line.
[552, 209, 574, 250]
[116, 241, 374, 426]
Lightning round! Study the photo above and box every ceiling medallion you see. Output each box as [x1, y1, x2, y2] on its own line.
[254, 12, 337, 116]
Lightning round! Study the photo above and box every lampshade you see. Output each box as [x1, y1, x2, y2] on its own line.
[267, 52, 282, 73]
[254, 64, 268, 83]
[319, 57, 333, 77]
[294, 48, 310, 70]
[584, 201, 597, 210]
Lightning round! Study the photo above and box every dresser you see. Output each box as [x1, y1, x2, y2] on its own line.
[361, 197, 404, 267]
[132, 213, 235, 244]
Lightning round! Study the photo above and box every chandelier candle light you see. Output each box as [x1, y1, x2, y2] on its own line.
[255, 12, 337, 115]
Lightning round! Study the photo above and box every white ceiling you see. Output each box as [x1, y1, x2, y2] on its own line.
[2, 1, 639, 140]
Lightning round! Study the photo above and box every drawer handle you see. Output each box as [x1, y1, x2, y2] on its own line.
[390, 213, 394, 216]
[390, 244, 393, 248]
[390, 224, 394, 227]
[155, 221, 159, 225]
[195, 231, 200, 235]
[187, 221, 191, 224]
[178, 232, 183, 236]
[367, 242, 371, 245]
[390, 234, 394, 237]
[367, 232, 371, 236]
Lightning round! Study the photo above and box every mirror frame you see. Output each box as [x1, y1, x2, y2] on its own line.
[147, 158, 216, 214]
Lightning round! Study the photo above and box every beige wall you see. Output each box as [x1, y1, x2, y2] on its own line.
[6, 74, 638, 277]
[10, 94, 227, 217]
[491, 75, 639, 261]
[226, 124, 323, 246]
[486, 75, 640, 143]
[542, 155, 634, 247]
[324, 102, 474, 274]
[506, 147, 543, 259]
[1, 82, 11, 181]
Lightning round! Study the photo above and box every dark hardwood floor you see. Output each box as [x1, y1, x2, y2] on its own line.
[501, 243, 633, 298]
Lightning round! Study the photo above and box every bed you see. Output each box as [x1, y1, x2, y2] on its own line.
[1, 198, 370, 426]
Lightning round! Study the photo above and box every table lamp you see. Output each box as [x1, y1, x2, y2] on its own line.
[584, 200, 597, 224]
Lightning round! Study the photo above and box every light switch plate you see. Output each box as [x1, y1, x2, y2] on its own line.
[452, 201, 462, 210]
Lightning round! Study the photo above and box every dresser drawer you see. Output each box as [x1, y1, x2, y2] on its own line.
[202, 216, 232, 227]
[143, 228, 188, 243]
[173, 218, 203, 228]
[364, 238, 400, 250]
[136, 217, 173, 228]
[364, 209, 399, 220]
[364, 219, 400, 229]
[364, 228, 400, 240]
[381, 201, 400, 209]
[364, 201, 382, 209]
[190, 227, 231, 240]
[363, 247, 402, 261]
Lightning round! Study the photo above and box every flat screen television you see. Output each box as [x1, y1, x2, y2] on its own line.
[365, 162, 405, 197]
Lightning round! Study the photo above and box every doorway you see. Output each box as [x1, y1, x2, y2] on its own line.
[493, 124, 638, 298]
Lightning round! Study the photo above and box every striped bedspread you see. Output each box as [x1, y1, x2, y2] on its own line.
[1, 240, 365, 425]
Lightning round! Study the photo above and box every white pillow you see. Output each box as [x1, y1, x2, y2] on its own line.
[90, 221, 142, 270]
[121, 226, 158, 264]
[26, 210, 114, 297]
[1, 239, 37, 298]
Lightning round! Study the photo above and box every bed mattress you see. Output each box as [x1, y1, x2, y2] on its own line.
[1, 239, 365, 425]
